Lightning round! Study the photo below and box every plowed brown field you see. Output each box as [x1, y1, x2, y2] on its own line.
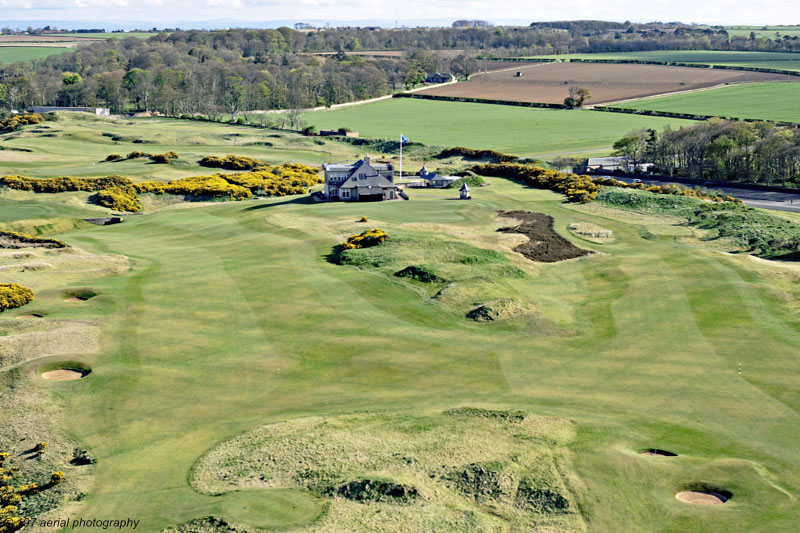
[417, 62, 799, 105]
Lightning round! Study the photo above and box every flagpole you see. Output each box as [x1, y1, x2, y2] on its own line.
[399, 135, 403, 181]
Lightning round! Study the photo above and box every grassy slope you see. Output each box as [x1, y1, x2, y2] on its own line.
[521, 51, 800, 72]
[0, 179, 795, 530]
[302, 99, 694, 156]
[0, 115, 373, 181]
[612, 82, 800, 122]
[0, 46, 72, 64]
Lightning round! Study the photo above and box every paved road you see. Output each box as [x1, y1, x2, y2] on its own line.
[609, 177, 800, 214]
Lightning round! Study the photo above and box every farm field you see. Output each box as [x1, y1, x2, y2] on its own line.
[417, 61, 799, 105]
[0, 46, 73, 64]
[302, 98, 695, 156]
[1, 112, 800, 530]
[518, 51, 800, 72]
[613, 82, 800, 123]
[723, 26, 800, 39]
[48, 32, 162, 39]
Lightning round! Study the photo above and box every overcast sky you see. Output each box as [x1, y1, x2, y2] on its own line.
[1, 0, 799, 26]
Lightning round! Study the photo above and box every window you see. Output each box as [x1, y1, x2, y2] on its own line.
[359, 173, 366, 179]
[342, 190, 350, 198]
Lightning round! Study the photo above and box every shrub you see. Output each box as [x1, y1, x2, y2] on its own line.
[92, 187, 142, 212]
[49, 472, 65, 485]
[0, 284, 34, 312]
[341, 228, 390, 250]
[104, 154, 124, 162]
[469, 163, 599, 203]
[0, 231, 67, 249]
[359, 216, 368, 222]
[126, 151, 150, 159]
[438, 147, 518, 163]
[0, 174, 134, 193]
[198, 154, 266, 170]
[0, 113, 45, 133]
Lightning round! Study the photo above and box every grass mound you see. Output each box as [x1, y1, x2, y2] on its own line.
[466, 299, 530, 322]
[393, 265, 445, 283]
[444, 407, 526, 423]
[191, 411, 581, 532]
[597, 187, 800, 259]
[332, 226, 533, 320]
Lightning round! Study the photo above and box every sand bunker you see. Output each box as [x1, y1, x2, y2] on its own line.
[498, 211, 591, 263]
[675, 491, 730, 505]
[17, 314, 44, 319]
[640, 449, 678, 457]
[41, 369, 89, 381]
[65, 297, 88, 302]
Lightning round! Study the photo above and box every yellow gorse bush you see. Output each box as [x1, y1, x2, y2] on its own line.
[341, 228, 390, 250]
[0, 113, 45, 133]
[0, 163, 321, 213]
[0, 284, 34, 312]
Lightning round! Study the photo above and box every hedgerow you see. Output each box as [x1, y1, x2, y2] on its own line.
[0, 231, 68, 249]
[199, 154, 266, 170]
[122, 151, 179, 163]
[0, 283, 34, 312]
[0, 113, 45, 133]
[470, 164, 745, 205]
[0, 163, 320, 211]
[0, 175, 134, 193]
[469, 163, 599, 203]
[438, 147, 518, 163]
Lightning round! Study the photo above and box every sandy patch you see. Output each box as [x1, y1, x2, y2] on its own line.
[41, 369, 87, 381]
[675, 491, 729, 505]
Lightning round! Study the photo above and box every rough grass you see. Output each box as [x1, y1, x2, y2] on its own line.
[597, 187, 800, 258]
[191, 411, 582, 533]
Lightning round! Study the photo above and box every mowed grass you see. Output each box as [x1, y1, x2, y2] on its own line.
[303, 99, 694, 156]
[0, 173, 797, 530]
[614, 82, 800, 122]
[521, 51, 800, 72]
[0, 46, 73, 64]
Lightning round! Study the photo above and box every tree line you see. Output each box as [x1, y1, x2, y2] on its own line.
[1, 25, 799, 118]
[613, 121, 800, 188]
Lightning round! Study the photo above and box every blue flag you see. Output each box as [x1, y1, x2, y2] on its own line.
[400, 135, 409, 144]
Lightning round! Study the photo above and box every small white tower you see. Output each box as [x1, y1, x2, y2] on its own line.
[459, 182, 471, 200]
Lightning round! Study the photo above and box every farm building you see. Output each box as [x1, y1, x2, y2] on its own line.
[323, 155, 403, 202]
[574, 156, 653, 174]
[418, 166, 459, 188]
[425, 72, 454, 84]
[29, 106, 110, 116]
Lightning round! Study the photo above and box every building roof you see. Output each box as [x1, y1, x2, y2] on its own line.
[460, 183, 470, 192]
[585, 156, 631, 166]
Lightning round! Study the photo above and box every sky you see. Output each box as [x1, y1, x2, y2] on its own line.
[1, 0, 799, 27]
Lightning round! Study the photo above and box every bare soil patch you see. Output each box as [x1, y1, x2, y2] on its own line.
[418, 62, 799, 104]
[41, 369, 88, 381]
[676, 491, 730, 505]
[498, 211, 591, 263]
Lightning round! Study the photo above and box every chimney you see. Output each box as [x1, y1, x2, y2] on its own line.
[364, 154, 370, 164]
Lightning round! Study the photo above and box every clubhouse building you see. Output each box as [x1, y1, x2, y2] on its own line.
[322, 155, 403, 201]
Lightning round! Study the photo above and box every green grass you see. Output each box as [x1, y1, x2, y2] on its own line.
[612, 82, 800, 122]
[303, 99, 695, 156]
[520, 51, 800, 72]
[0, 46, 72, 64]
[2, 113, 800, 532]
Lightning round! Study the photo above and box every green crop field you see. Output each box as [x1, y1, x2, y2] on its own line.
[613, 82, 800, 123]
[520, 51, 800, 72]
[722, 26, 800, 39]
[302, 99, 695, 157]
[0, 46, 73, 64]
[1, 113, 800, 532]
